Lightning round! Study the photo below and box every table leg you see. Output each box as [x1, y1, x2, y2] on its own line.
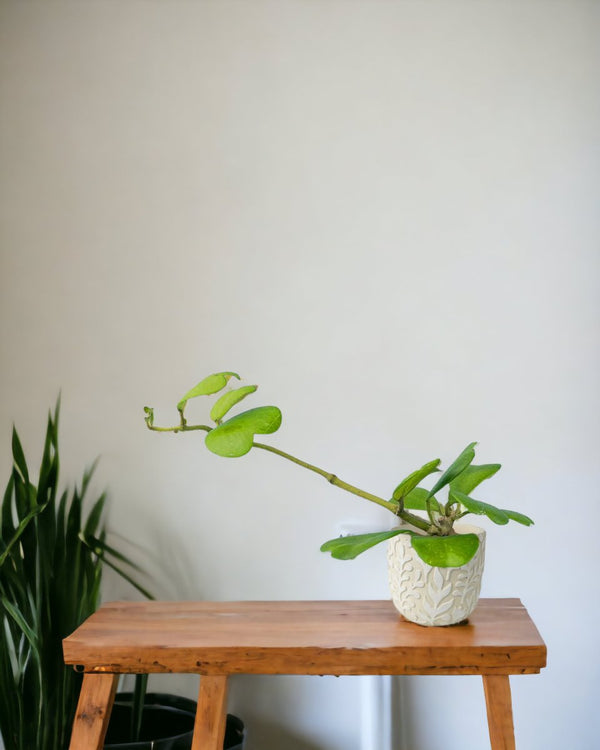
[482, 675, 516, 750]
[192, 675, 229, 750]
[68, 673, 118, 750]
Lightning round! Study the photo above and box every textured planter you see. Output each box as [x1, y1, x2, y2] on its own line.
[387, 524, 486, 626]
[104, 693, 245, 750]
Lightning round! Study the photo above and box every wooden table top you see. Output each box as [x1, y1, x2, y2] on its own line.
[63, 598, 546, 677]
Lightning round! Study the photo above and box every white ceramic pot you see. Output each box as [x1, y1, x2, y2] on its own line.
[387, 524, 486, 626]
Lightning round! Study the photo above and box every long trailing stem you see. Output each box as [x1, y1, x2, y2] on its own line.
[146, 420, 431, 531]
[252, 440, 397, 513]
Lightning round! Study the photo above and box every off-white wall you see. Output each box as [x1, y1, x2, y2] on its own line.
[1, 1, 599, 748]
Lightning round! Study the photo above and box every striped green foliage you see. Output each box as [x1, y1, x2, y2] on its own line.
[0, 402, 148, 750]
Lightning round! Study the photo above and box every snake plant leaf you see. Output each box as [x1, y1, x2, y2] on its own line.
[320, 529, 410, 560]
[501, 509, 534, 526]
[0, 502, 49, 569]
[1, 402, 151, 750]
[11, 427, 29, 485]
[83, 494, 105, 537]
[84, 541, 154, 600]
[402, 487, 441, 512]
[177, 372, 240, 411]
[210, 385, 258, 424]
[411, 533, 480, 567]
[2, 611, 21, 680]
[427, 442, 477, 499]
[1, 598, 40, 655]
[392, 459, 440, 501]
[205, 406, 282, 457]
[449, 489, 509, 525]
[450, 463, 501, 495]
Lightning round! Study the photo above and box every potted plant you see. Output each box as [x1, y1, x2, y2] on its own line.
[104, 693, 245, 750]
[0, 402, 158, 750]
[0, 402, 245, 750]
[145, 372, 533, 627]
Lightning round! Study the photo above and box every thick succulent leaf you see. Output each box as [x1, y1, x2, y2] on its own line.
[205, 406, 282, 457]
[403, 487, 440, 512]
[449, 489, 509, 525]
[427, 442, 477, 499]
[392, 459, 440, 501]
[501, 509, 534, 526]
[177, 372, 240, 411]
[411, 533, 480, 567]
[210, 385, 258, 423]
[450, 463, 501, 495]
[320, 529, 409, 560]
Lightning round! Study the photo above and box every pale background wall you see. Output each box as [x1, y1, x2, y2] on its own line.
[1, 1, 599, 748]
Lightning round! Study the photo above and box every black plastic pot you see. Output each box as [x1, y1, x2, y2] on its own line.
[104, 693, 245, 750]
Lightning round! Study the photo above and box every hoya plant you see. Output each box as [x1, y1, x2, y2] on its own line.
[145, 372, 533, 568]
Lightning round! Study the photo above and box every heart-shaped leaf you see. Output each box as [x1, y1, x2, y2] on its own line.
[403, 487, 440, 512]
[449, 489, 509, 525]
[210, 385, 258, 424]
[450, 463, 501, 495]
[177, 372, 240, 411]
[320, 529, 409, 560]
[205, 406, 282, 457]
[411, 533, 480, 567]
[427, 442, 477, 499]
[392, 458, 440, 501]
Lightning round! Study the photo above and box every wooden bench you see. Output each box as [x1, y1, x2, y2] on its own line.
[63, 598, 546, 750]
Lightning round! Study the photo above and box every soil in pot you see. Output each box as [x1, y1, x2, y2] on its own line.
[104, 693, 245, 750]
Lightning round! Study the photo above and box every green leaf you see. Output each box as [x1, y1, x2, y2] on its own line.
[205, 406, 282, 457]
[450, 463, 501, 495]
[392, 459, 440, 501]
[83, 495, 105, 537]
[0, 502, 48, 569]
[177, 372, 240, 411]
[449, 489, 509, 525]
[427, 442, 477, 499]
[320, 529, 409, 560]
[501, 509, 534, 526]
[210, 385, 258, 424]
[411, 533, 480, 567]
[1, 598, 40, 663]
[403, 487, 440, 512]
[11, 427, 29, 485]
[99, 556, 154, 601]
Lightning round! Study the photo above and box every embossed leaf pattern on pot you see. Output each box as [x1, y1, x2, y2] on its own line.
[388, 526, 486, 626]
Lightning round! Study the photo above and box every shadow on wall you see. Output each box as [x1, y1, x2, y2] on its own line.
[102, 523, 207, 602]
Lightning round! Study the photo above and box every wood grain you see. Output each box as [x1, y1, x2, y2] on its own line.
[67, 673, 118, 750]
[192, 675, 228, 750]
[63, 598, 546, 677]
[483, 675, 516, 750]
